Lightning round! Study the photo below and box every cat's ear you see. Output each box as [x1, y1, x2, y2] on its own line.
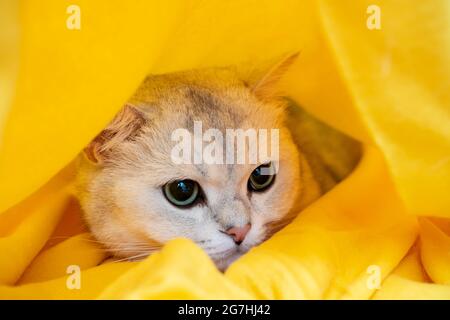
[250, 52, 299, 101]
[84, 104, 147, 163]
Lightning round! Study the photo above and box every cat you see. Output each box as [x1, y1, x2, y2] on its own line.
[75, 54, 361, 270]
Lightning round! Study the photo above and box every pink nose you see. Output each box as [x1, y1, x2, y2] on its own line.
[226, 223, 251, 244]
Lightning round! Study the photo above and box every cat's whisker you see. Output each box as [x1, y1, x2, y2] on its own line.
[104, 248, 153, 253]
[49, 236, 154, 248]
[111, 252, 156, 263]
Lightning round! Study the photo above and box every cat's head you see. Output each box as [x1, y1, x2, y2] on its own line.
[76, 54, 306, 269]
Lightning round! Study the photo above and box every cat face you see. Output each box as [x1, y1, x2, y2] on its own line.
[77, 64, 303, 269]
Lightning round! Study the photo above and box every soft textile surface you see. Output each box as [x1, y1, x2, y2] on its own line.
[0, 0, 449, 299]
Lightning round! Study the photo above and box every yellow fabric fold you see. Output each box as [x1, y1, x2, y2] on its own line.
[0, 0, 449, 299]
[316, 0, 450, 218]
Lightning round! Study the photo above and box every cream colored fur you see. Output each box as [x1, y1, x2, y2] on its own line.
[76, 60, 360, 270]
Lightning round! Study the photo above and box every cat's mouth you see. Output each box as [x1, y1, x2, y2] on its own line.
[210, 241, 252, 256]
[207, 243, 255, 270]
[212, 250, 243, 271]
[209, 247, 238, 259]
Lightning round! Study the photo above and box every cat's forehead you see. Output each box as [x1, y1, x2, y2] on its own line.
[132, 68, 283, 130]
[161, 86, 272, 130]
[122, 68, 284, 181]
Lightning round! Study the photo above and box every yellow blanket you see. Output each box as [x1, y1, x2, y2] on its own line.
[0, 0, 449, 299]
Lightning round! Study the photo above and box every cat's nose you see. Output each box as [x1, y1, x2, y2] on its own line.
[226, 223, 251, 245]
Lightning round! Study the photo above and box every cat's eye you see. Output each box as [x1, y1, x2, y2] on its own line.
[163, 179, 200, 207]
[248, 162, 276, 192]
